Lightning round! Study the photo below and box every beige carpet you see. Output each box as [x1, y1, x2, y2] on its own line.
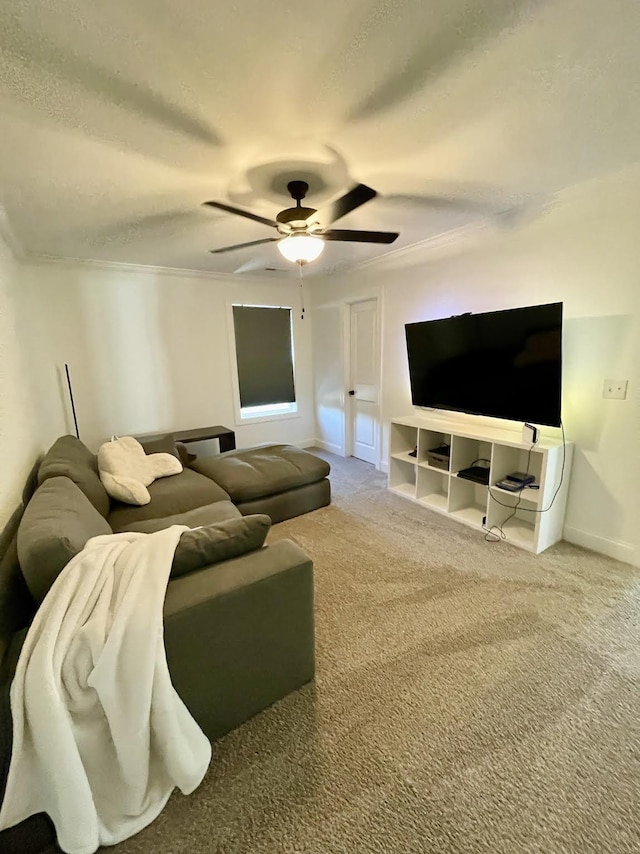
[111, 451, 640, 854]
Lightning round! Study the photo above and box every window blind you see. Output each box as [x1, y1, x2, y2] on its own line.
[232, 306, 296, 408]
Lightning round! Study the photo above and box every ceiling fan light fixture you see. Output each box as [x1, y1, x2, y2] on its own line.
[277, 233, 324, 264]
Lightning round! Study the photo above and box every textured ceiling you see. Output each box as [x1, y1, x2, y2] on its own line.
[1, 0, 639, 277]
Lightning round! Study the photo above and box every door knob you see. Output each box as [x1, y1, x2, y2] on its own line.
[348, 389, 355, 396]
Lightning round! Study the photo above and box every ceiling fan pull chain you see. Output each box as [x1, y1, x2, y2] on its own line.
[298, 261, 305, 320]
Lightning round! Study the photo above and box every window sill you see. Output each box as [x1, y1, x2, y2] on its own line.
[235, 412, 301, 427]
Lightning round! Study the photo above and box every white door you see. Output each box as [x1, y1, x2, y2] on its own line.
[348, 298, 380, 464]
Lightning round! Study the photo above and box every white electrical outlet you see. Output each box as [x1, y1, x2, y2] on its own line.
[603, 379, 628, 400]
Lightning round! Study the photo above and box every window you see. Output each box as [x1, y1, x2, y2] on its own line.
[231, 305, 297, 420]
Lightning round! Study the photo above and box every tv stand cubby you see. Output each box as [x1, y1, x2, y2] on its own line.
[388, 415, 573, 554]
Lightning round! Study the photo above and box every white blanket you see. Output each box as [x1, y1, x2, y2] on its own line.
[0, 527, 212, 854]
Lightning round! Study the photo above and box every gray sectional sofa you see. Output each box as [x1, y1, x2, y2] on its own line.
[0, 434, 330, 852]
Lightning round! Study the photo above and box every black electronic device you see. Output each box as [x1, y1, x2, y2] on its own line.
[405, 302, 563, 427]
[496, 479, 524, 492]
[456, 465, 490, 485]
[506, 471, 535, 485]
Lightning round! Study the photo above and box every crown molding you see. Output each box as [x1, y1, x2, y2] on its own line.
[23, 252, 277, 283]
[0, 206, 26, 261]
[22, 220, 490, 283]
[335, 221, 492, 277]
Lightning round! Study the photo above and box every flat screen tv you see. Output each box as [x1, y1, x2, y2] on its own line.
[405, 302, 563, 427]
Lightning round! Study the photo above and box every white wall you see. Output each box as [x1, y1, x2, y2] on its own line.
[23, 260, 315, 454]
[0, 233, 42, 529]
[311, 165, 640, 566]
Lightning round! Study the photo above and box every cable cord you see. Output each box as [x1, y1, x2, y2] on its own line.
[483, 442, 533, 542]
[483, 420, 566, 542]
[487, 420, 566, 515]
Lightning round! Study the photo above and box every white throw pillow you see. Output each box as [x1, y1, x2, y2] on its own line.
[97, 436, 182, 505]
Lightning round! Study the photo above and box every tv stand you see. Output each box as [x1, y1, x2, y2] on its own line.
[388, 414, 573, 554]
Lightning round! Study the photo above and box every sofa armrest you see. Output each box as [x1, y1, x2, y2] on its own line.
[163, 540, 315, 741]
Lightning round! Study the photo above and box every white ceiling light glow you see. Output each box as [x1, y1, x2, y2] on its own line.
[277, 234, 325, 264]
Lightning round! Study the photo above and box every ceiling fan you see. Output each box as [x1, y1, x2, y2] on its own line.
[203, 180, 399, 264]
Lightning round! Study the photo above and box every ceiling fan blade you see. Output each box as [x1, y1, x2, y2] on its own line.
[320, 184, 377, 225]
[321, 229, 399, 244]
[209, 237, 279, 254]
[203, 201, 279, 229]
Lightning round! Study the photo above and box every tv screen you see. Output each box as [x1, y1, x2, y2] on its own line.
[405, 302, 563, 427]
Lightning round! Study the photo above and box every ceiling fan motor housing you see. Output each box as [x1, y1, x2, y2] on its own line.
[276, 206, 318, 231]
[275, 179, 318, 232]
[287, 179, 308, 200]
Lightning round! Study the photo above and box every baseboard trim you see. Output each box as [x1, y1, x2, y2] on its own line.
[295, 439, 319, 450]
[380, 460, 389, 474]
[563, 525, 636, 566]
[310, 439, 344, 455]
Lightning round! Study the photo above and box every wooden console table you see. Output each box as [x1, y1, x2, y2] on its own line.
[139, 425, 236, 453]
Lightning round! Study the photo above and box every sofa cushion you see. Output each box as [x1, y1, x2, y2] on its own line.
[118, 500, 241, 534]
[37, 435, 110, 518]
[17, 477, 112, 603]
[0, 506, 36, 660]
[107, 468, 230, 531]
[236, 479, 331, 524]
[172, 515, 271, 578]
[137, 435, 196, 466]
[176, 443, 197, 465]
[138, 434, 181, 460]
[191, 445, 331, 503]
[118, 507, 269, 578]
